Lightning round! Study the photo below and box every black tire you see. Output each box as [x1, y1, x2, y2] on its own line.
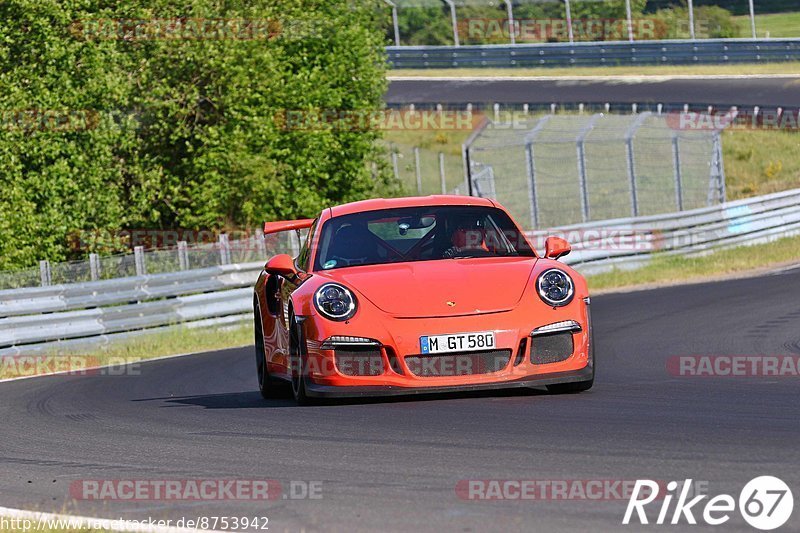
[254, 303, 287, 399]
[289, 313, 313, 406]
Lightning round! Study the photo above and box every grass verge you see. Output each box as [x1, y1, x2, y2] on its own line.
[0, 323, 253, 380]
[587, 233, 800, 292]
[734, 12, 800, 39]
[389, 62, 800, 78]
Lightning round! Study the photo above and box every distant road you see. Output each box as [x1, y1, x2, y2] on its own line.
[386, 76, 800, 108]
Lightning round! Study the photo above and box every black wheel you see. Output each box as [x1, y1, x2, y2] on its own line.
[289, 312, 312, 405]
[254, 302, 287, 399]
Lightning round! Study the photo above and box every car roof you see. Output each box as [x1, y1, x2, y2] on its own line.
[329, 195, 497, 218]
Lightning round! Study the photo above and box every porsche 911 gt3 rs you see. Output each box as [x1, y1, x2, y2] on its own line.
[253, 195, 593, 404]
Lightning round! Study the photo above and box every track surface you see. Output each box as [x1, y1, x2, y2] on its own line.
[2, 269, 800, 532]
[386, 77, 800, 108]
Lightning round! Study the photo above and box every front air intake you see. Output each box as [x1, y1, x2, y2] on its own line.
[530, 332, 574, 365]
[404, 349, 512, 377]
[335, 347, 384, 376]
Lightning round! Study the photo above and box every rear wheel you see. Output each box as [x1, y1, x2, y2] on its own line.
[289, 313, 312, 405]
[254, 303, 287, 399]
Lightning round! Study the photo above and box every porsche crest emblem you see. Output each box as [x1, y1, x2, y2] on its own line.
[446, 301, 456, 307]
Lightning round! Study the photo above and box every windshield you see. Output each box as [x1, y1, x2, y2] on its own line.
[313, 206, 536, 271]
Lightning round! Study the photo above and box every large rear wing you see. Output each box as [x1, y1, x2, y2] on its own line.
[263, 219, 314, 235]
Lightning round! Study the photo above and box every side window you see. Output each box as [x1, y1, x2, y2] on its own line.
[295, 218, 318, 272]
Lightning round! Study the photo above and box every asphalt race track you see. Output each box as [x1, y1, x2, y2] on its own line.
[386, 77, 800, 109]
[2, 268, 800, 532]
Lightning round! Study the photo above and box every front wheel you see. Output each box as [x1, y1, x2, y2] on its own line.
[254, 303, 287, 399]
[289, 313, 312, 405]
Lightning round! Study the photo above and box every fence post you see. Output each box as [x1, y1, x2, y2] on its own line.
[414, 147, 422, 195]
[178, 241, 189, 270]
[391, 151, 400, 181]
[218, 234, 231, 265]
[687, 0, 696, 40]
[443, 0, 460, 46]
[564, 0, 574, 44]
[255, 233, 266, 258]
[624, 112, 650, 217]
[524, 143, 539, 229]
[89, 253, 100, 281]
[625, 0, 634, 42]
[748, 0, 757, 39]
[504, 0, 516, 45]
[625, 138, 639, 217]
[709, 131, 727, 204]
[383, 0, 400, 46]
[575, 114, 602, 223]
[672, 134, 684, 211]
[134, 246, 147, 276]
[439, 152, 447, 194]
[39, 260, 52, 287]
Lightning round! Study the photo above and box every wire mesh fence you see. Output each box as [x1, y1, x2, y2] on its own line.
[465, 110, 726, 230]
[381, 0, 797, 46]
[0, 231, 302, 291]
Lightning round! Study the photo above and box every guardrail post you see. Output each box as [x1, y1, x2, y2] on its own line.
[748, 0, 757, 39]
[178, 241, 189, 270]
[39, 260, 51, 287]
[89, 253, 100, 281]
[134, 246, 147, 276]
[672, 134, 684, 211]
[414, 147, 422, 194]
[218, 234, 231, 265]
[439, 152, 447, 194]
[687, 0, 696, 40]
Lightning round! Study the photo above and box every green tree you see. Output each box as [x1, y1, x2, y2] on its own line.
[0, 0, 393, 270]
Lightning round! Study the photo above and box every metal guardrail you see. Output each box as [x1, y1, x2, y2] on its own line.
[3, 188, 800, 355]
[0, 262, 263, 356]
[533, 188, 800, 276]
[387, 38, 800, 68]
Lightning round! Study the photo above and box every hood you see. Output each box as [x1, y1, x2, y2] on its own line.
[324, 257, 537, 318]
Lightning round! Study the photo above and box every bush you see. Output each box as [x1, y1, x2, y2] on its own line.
[0, 0, 394, 270]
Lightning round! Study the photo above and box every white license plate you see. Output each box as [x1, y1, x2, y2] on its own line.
[420, 332, 496, 355]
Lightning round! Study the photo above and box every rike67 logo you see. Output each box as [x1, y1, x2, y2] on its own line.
[624, 477, 794, 530]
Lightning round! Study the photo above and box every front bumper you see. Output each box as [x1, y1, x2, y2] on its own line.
[304, 365, 593, 398]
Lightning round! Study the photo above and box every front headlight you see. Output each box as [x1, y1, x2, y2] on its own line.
[537, 268, 575, 307]
[314, 283, 357, 321]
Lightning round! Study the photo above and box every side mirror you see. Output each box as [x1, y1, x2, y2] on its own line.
[265, 254, 297, 278]
[544, 236, 571, 260]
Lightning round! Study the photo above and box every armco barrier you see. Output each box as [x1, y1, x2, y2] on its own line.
[3, 188, 800, 355]
[0, 262, 263, 356]
[535, 188, 800, 276]
[387, 38, 800, 68]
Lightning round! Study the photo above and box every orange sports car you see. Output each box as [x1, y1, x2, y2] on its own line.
[253, 196, 594, 404]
